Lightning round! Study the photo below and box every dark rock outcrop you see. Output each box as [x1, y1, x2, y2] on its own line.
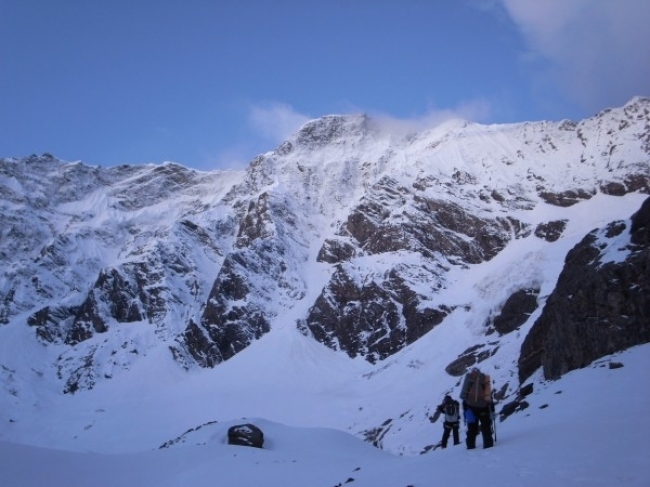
[61, 351, 97, 394]
[489, 288, 540, 336]
[298, 266, 449, 363]
[235, 193, 274, 247]
[227, 423, 264, 448]
[341, 182, 530, 263]
[64, 263, 169, 345]
[182, 255, 271, 368]
[295, 114, 368, 148]
[624, 174, 650, 194]
[176, 188, 307, 370]
[304, 177, 532, 362]
[600, 182, 627, 196]
[66, 291, 108, 345]
[361, 418, 393, 449]
[630, 196, 650, 245]
[27, 305, 78, 343]
[519, 197, 650, 383]
[445, 343, 499, 376]
[538, 188, 595, 207]
[534, 220, 567, 242]
[317, 238, 358, 264]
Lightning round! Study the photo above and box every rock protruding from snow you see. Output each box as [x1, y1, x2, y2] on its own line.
[1, 98, 650, 394]
[295, 114, 368, 148]
[298, 265, 450, 363]
[534, 220, 568, 242]
[182, 255, 271, 368]
[519, 197, 650, 382]
[488, 288, 540, 336]
[227, 423, 265, 448]
[630, 195, 650, 245]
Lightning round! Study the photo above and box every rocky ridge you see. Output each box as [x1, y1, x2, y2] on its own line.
[519, 197, 650, 383]
[1, 97, 649, 408]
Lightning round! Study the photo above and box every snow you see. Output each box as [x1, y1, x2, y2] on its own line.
[1, 344, 648, 487]
[1, 100, 649, 485]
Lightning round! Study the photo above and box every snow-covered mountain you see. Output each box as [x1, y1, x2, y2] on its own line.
[0, 98, 649, 485]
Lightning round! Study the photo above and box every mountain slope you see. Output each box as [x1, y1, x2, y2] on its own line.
[2, 340, 649, 487]
[0, 98, 649, 456]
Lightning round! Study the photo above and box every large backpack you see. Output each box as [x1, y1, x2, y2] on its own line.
[460, 368, 492, 408]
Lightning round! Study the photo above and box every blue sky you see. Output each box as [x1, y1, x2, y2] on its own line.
[1, 0, 649, 171]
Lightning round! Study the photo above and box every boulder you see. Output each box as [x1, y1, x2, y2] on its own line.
[227, 423, 264, 448]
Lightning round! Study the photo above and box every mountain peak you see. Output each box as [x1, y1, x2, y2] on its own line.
[625, 95, 650, 107]
[294, 113, 369, 147]
[1, 100, 649, 459]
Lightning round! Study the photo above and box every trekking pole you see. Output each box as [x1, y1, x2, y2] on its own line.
[491, 381, 497, 443]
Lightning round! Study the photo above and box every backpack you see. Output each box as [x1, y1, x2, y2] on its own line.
[460, 368, 492, 408]
[444, 401, 459, 422]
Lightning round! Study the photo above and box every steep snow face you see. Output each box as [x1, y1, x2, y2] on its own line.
[0, 99, 649, 456]
[0, 158, 246, 392]
[266, 97, 649, 216]
[286, 99, 649, 367]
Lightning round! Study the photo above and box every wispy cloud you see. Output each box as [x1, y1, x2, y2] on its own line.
[498, 0, 650, 111]
[203, 143, 254, 171]
[248, 102, 311, 143]
[200, 102, 311, 170]
[208, 99, 493, 170]
[367, 99, 493, 135]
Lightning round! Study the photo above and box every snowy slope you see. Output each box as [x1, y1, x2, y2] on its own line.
[2, 344, 648, 487]
[1, 99, 649, 486]
[1, 191, 646, 454]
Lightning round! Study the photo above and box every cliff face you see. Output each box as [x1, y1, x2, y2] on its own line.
[519, 196, 650, 383]
[1, 99, 650, 396]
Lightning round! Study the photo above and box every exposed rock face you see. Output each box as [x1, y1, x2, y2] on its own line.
[28, 255, 184, 349]
[295, 114, 368, 148]
[227, 423, 264, 448]
[181, 255, 271, 368]
[630, 196, 650, 245]
[301, 179, 530, 362]
[488, 288, 540, 336]
[64, 265, 162, 345]
[27, 305, 78, 343]
[534, 220, 567, 242]
[445, 343, 499, 377]
[624, 173, 650, 194]
[538, 188, 595, 207]
[339, 180, 530, 264]
[298, 265, 450, 362]
[362, 418, 393, 449]
[519, 197, 650, 383]
[600, 181, 628, 196]
[66, 290, 109, 345]
[177, 189, 307, 368]
[317, 237, 358, 264]
[1, 98, 650, 396]
[61, 352, 96, 394]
